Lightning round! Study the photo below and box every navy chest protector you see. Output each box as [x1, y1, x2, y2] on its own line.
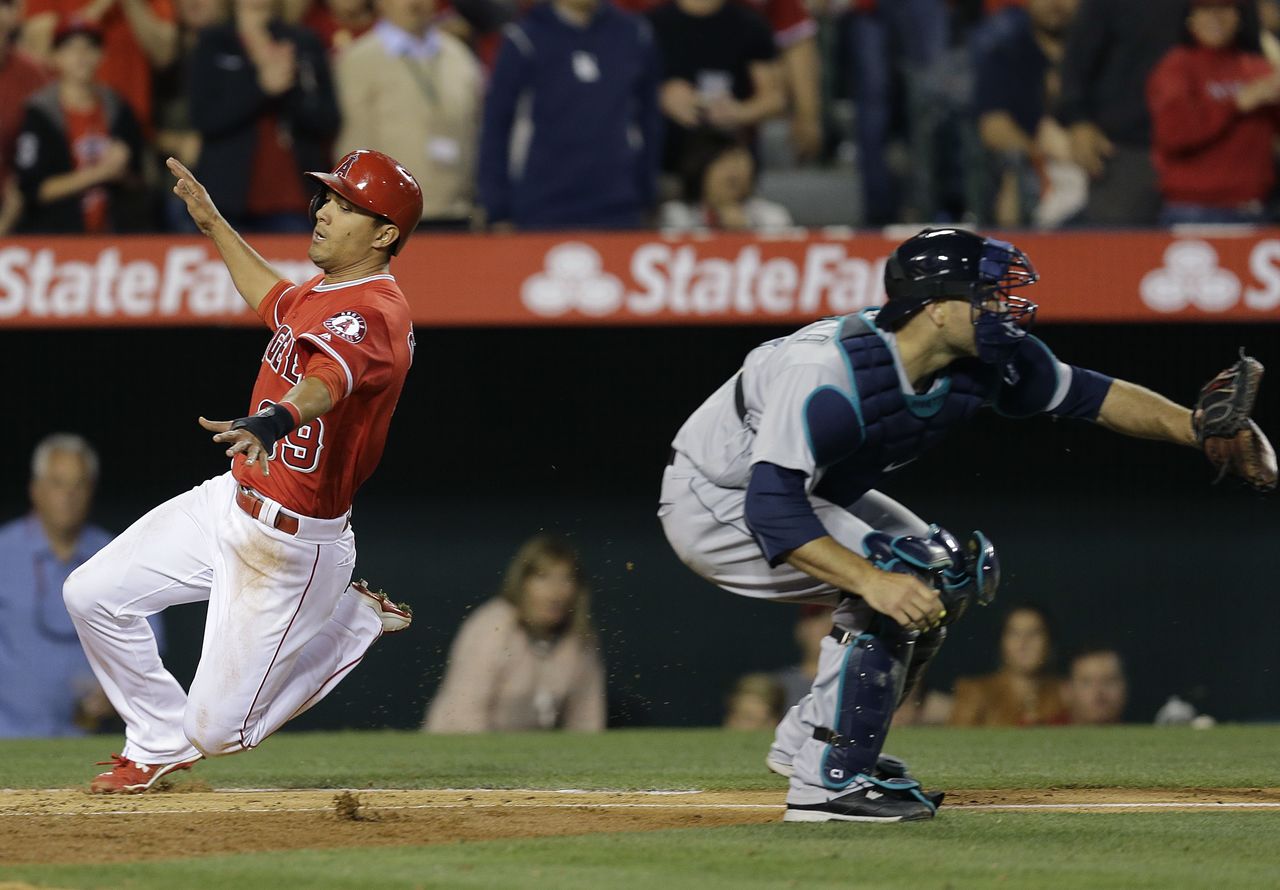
[807, 319, 997, 507]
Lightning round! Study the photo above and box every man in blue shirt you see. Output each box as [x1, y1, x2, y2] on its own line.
[0, 434, 160, 736]
[478, 0, 662, 229]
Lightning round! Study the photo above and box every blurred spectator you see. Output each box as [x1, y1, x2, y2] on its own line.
[13, 18, 147, 233]
[723, 672, 786, 729]
[0, 435, 160, 737]
[1053, 0, 1185, 225]
[424, 534, 605, 732]
[1148, 0, 1280, 225]
[1065, 647, 1127, 724]
[659, 126, 793, 231]
[1260, 0, 1280, 62]
[619, 0, 819, 161]
[153, 0, 226, 230]
[0, 0, 53, 236]
[765, 603, 828, 709]
[304, 0, 376, 53]
[478, 0, 661, 229]
[21, 0, 177, 133]
[892, 684, 955, 727]
[950, 604, 1069, 726]
[841, 0, 949, 225]
[188, 0, 339, 233]
[336, 0, 481, 229]
[429, 0, 514, 64]
[648, 0, 785, 177]
[973, 0, 1086, 227]
[771, 603, 828, 708]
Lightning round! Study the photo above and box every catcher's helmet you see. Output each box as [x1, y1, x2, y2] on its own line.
[305, 150, 423, 256]
[877, 228, 1038, 330]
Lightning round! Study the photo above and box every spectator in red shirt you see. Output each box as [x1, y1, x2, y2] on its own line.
[1147, 0, 1280, 224]
[0, 0, 53, 235]
[21, 0, 177, 132]
[13, 18, 146, 233]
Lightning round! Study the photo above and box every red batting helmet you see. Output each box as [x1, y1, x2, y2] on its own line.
[305, 150, 423, 256]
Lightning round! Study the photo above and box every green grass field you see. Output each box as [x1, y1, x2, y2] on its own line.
[2, 726, 1278, 889]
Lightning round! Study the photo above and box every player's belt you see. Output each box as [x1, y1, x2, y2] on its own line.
[235, 486, 301, 535]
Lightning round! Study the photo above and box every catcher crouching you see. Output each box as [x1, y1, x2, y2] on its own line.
[658, 227, 1276, 824]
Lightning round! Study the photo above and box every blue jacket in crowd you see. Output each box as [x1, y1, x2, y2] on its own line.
[479, 2, 662, 229]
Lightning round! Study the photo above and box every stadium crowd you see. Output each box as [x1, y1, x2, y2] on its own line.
[4, 0, 1280, 236]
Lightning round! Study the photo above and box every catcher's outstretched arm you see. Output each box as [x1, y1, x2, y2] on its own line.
[1094, 379, 1198, 447]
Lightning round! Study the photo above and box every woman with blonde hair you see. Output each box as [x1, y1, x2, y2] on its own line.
[424, 534, 606, 732]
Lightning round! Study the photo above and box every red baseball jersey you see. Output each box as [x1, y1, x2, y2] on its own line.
[233, 273, 414, 518]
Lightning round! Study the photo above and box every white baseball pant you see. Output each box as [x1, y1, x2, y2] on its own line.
[659, 456, 927, 803]
[63, 472, 383, 764]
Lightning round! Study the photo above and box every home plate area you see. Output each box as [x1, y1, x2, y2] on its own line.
[2, 787, 1278, 865]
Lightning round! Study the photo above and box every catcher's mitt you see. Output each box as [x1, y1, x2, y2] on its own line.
[1192, 351, 1277, 491]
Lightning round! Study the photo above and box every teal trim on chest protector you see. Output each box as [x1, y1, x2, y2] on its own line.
[856, 308, 952, 419]
[903, 381, 951, 418]
[833, 315, 867, 433]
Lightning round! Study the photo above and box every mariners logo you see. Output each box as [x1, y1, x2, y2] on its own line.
[323, 310, 367, 343]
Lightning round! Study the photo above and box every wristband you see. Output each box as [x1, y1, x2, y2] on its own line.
[230, 401, 299, 456]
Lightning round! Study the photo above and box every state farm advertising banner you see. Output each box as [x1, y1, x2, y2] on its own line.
[2, 230, 1280, 328]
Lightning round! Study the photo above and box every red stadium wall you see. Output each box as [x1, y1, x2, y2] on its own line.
[3, 229, 1280, 327]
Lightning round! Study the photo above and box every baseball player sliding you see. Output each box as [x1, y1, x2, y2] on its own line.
[660, 228, 1276, 823]
[63, 150, 422, 793]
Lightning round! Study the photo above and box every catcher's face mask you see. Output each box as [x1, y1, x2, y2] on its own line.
[967, 239, 1039, 366]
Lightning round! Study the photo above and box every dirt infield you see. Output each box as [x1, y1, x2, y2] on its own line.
[2, 786, 1278, 866]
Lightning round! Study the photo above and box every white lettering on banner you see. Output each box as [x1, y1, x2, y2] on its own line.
[0, 246, 318, 320]
[580, 242, 889, 319]
[1244, 240, 1280, 310]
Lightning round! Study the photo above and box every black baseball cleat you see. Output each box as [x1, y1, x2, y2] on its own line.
[783, 777, 939, 823]
[873, 754, 945, 808]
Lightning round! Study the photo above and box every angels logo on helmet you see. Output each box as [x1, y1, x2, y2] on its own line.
[323, 310, 367, 343]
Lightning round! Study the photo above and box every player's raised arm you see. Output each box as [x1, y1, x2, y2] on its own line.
[166, 157, 284, 311]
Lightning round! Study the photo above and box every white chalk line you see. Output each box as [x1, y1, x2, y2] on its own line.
[2, 796, 1279, 818]
[1, 787, 704, 795]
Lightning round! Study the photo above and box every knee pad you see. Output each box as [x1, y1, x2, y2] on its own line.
[900, 624, 946, 707]
[862, 525, 1000, 625]
[814, 629, 912, 791]
[930, 526, 999, 619]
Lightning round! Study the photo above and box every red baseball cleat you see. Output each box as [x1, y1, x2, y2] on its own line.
[351, 578, 412, 633]
[89, 754, 201, 794]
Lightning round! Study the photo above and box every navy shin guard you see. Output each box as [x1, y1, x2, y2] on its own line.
[815, 627, 913, 791]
